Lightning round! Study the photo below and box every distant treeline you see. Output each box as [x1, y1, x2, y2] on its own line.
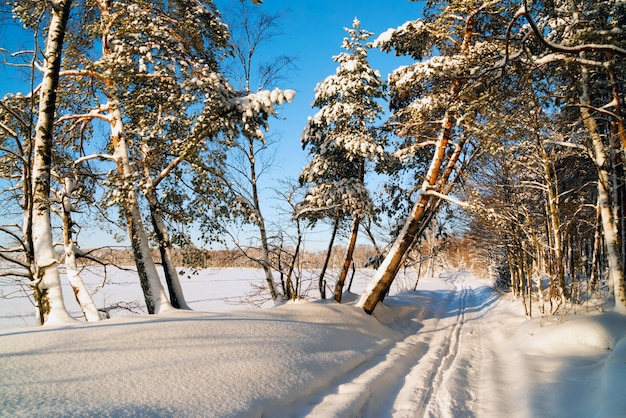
[81, 236, 482, 276]
[84, 245, 381, 271]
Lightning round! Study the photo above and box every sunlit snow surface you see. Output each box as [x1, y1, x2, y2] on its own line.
[1, 269, 625, 417]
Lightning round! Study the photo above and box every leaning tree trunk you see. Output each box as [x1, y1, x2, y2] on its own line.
[30, 0, 75, 326]
[334, 215, 360, 302]
[357, 13, 477, 314]
[147, 190, 190, 310]
[357, 110, 454, 314]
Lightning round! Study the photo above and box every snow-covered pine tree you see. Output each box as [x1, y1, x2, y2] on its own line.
[357, 0, 516, 314]
[55, 0, 234, 313]
[107, 0, 232, 310]
[299, 18, 386, 302]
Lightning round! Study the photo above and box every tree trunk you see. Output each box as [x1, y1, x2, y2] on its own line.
[589, 206, 602, 291]
[61, 178, 101, 322]
[285, 219, 303, 301]
[334, 215, 360, 302]
[357, 108, 453, 313]
[30, 0, 75, 326]
[146, 188, 190, 310]
[96, 2, 172, 314]
[108, 98, 172, 314]
[580, 62, 626, 312]
[318, 217, 339, 299]
[248, 136, 279, 301]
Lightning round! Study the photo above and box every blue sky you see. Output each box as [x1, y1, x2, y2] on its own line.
[0, 1, 424, 249]
[217, 0, 422, 182]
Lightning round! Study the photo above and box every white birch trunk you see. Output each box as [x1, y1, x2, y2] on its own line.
[64, 243, 101, 322]
[62, 178, 101, 322]
[30, 0, 75, 326]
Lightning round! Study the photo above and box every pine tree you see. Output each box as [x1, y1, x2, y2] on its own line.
[357, 0, 517, 314]
[299, 18, 386, 302]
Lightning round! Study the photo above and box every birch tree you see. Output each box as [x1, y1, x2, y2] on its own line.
[204, 0, 296, 302]
[6, 0, 77, 325]
[299, 18, 386, 302]
[1, 5, 110, 322]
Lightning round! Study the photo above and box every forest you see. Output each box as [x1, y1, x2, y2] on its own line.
[0, 0, 625, 327]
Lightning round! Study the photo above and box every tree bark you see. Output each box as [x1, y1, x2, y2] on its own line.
[148, 195, 191, 310]
[538, 140, 566, 298]
[108, 98, 172, 314]
[96, 2, 172, 314]
[580, 62, 626, 312]
[357, 110, 454, 314]
[61, 178, 101, 321]
[318, 217, 339, 299]
[247, 136, 279, 301]
[30, 0, 75, 326]
[334, 215, 360, 302]
[357, 12, 478, 314]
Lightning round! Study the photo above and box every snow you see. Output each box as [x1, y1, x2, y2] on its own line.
[1, 269, 625, 417]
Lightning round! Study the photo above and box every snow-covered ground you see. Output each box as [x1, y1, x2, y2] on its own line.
[1, 268, 625, 417]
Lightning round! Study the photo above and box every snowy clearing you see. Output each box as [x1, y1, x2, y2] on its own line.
[1, 269, 625, 417]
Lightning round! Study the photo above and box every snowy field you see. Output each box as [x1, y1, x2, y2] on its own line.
[1, 267, 626, 417]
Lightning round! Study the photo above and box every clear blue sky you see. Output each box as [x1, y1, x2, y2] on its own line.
[217, 0, 422, 182]
[0, 1, 424, 249]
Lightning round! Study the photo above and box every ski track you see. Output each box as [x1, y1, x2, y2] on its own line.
[274, 271, 503, 418]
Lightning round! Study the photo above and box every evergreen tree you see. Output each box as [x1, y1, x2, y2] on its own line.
[299, 18, 386, 302]
[358, 0, 517, 314]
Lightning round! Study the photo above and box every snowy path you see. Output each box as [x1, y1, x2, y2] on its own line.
[2, 268, 624, 417]
[273, 271, 512, 418]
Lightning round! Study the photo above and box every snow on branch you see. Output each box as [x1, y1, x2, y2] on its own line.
[532, 53, 608, 68]
[0, 269, 30, 279]
[0, 120, 18, 138]
[422, 189, 471, 209]
[228, 88, 296, 139]
[520, 0, 626, 57]
[74, 153, 117, 165]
